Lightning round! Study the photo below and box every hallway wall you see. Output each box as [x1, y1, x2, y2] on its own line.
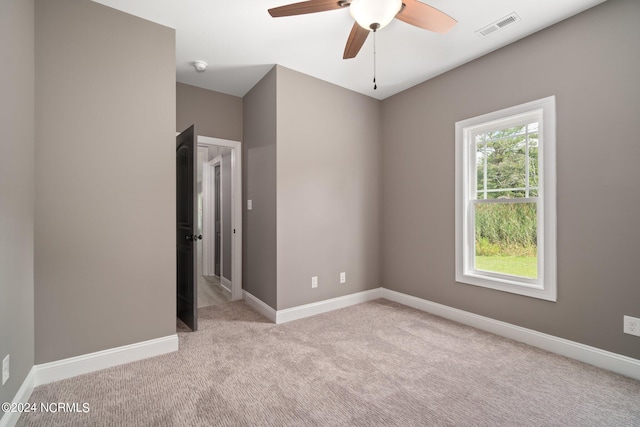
[177, 82, 242, 142]
[242, 68, 278, 308]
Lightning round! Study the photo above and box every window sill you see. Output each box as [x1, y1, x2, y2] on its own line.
[455, 271, 557, 302]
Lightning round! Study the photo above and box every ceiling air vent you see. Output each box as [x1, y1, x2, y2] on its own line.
[476, 12, 521, 37]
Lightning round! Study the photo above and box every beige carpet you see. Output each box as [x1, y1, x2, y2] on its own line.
[17, 300, 640, 426]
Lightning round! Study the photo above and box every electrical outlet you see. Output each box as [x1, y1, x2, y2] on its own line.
[340, 272, 346, 284]
[2, 354, 9, 385]
[624, 315, 640, 337]
[311, 276, 318, 288]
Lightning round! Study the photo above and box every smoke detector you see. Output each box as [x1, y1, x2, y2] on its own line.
[193, 61, 208, 73]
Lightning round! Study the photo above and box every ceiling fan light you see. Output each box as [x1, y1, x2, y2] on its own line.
[349, 0, 402, 31]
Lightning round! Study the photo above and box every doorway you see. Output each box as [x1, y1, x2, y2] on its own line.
[198, 152, 226, 307]
[197, 136, 243, 302]
[176, 129, 243, 330]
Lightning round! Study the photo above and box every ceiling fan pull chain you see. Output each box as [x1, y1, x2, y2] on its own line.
[373, 29, 377, 90]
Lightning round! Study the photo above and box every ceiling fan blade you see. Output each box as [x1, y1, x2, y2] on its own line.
[396, 0, 456, 34]
[343, 22, 370, 59]
[268, 0, 346, 18]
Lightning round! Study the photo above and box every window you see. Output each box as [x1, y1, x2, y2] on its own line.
[455, 97, 556, 301]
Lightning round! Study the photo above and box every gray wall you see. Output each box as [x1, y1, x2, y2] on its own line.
[177, 82, 243, 141]
[276, 66, 381, 309]
[0, 0, 35, 406]
[242, 65, 381, 310]
[34, 0, 176, 363]
[381, 0, 640, 359]
[243, 68, 278, 308]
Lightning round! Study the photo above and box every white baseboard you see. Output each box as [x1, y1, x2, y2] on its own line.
[34, 334, 179, 387]
[243, 288, 383, 324]
[242, 287, 640, 380]
[275, 288, 382, 324]
[0, 367, 36, 427]
[1, 335, 178, 427]
[3, 289, 638, 427]
[221, 277, 232, 293]
[380, 288, 640, 381]
[243, 290, 277, 322]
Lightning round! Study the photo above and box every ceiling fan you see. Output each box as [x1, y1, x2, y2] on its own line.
[268, 0, 457, 59]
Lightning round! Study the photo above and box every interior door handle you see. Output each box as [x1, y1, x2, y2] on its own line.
[197, 235, 203, 240]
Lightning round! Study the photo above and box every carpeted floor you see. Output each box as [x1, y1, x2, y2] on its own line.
[17, 299, 640, 426]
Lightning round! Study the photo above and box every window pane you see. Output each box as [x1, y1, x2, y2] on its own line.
[529, 133, 539, 189]
[474, 202, 538, 279]
[488, 125, 525, 139]
[476, 142, 485, 194]
[485, 134, 527, 197]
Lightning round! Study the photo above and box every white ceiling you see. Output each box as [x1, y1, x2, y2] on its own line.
[93, 0, 606, 100]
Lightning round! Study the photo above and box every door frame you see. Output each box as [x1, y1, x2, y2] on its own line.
[202, 156, 222, 279]
[197, 136, 243, 301]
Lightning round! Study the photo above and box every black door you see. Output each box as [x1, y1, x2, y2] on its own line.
[176, 125, 198, 331]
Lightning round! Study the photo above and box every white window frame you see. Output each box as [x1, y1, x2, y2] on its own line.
[455, 96, 557, 301]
